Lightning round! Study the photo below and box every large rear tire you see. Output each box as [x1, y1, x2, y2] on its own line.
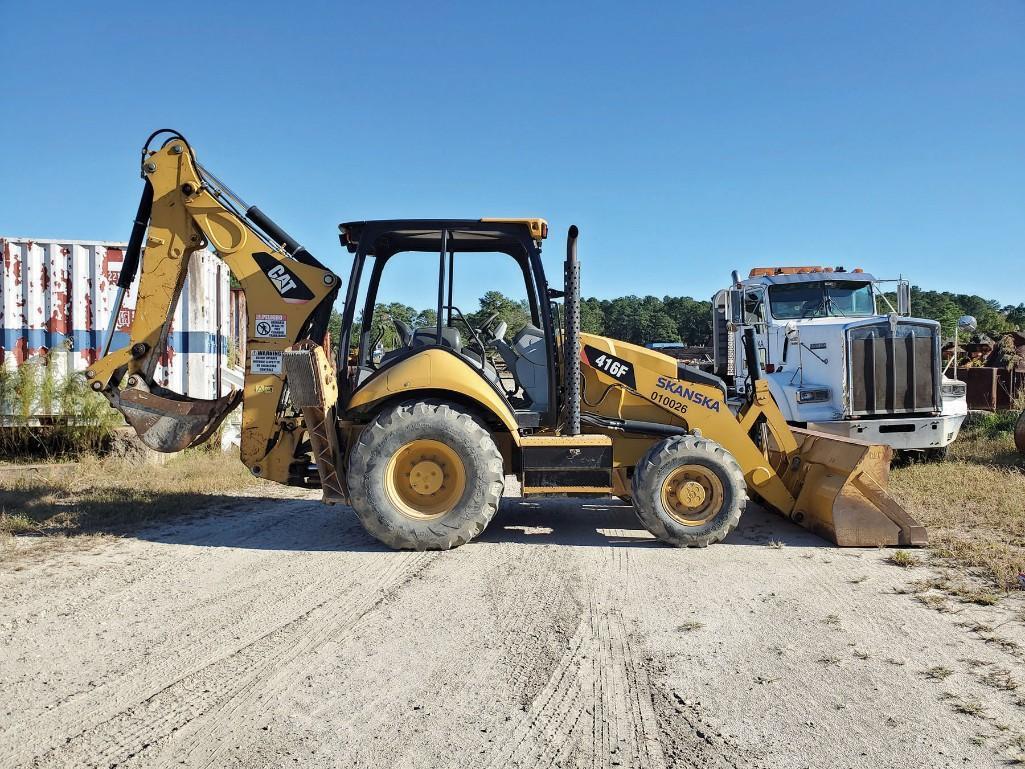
[347, 401, 504, 550]
[631, 435, 747, 547]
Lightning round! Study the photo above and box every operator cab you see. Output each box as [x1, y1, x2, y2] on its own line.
[337, 219, 559, 429]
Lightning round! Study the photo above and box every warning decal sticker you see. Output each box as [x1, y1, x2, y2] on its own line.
[255, 314, 287, 338]
[251, 350, 283, 374]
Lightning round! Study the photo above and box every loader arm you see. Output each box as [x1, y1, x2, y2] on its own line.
[87, 131, 340, 484]
[577, 333, 925, 547]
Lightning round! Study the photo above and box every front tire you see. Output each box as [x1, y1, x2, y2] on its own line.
[347, 401, 504, 550]
[631, 435, 747, 547]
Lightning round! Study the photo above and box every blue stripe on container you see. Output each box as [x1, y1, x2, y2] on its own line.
[1, 329, 226, 355]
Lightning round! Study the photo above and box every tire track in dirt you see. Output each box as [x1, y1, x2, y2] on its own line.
[0, 495, 321, 631]
[196, 527, 586, 768]
[4, 507, 421, 769]
[2, 507, 370, 765]
[480, 509, 679, 768]
[161, 551, 437, 769]
[24, 549, 434, 769]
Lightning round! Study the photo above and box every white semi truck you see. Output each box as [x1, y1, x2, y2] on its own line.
[712, 266, 968, 457]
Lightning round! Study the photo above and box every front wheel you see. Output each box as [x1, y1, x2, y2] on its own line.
[347, 401, 504, 550]
[631, 435, 747, 547]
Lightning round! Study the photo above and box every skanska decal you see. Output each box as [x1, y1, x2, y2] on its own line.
[654, 376, 721, 413]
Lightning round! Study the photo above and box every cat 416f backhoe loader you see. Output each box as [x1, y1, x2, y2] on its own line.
[87, 130, 925, 550]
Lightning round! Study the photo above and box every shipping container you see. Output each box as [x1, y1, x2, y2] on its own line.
[1, 236, 242, 415]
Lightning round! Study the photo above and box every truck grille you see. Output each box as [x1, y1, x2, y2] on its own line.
[847, 321, 939, 416]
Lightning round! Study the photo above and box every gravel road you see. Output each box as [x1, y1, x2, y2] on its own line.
[1, 486, 1023, 768]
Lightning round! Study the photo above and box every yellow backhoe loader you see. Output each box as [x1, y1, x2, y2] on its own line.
[86, 130, 925, 550]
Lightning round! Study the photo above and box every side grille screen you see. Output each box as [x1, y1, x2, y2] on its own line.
[849, 323, 937, 415]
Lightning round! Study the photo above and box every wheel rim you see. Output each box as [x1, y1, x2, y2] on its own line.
[385, 439, 466, 520]
[660, 464, 724, 526]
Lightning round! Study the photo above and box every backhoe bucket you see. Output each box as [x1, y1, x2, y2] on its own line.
[108, 384, 242, 453]
[779, 428, 926, 547]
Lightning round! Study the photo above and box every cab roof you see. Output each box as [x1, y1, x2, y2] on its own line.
[745, 267, 876, 286]
[338, 218, 547, 255]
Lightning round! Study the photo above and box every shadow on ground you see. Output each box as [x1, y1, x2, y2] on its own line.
[2, 469, 830, 553]
[99, 492, 830, 553]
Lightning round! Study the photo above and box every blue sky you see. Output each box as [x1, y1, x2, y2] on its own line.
[1, 1, 1022, 310]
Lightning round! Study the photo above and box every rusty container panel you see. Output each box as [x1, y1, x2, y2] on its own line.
[1, 237, 237, 415]
[959, 367, 999, 411]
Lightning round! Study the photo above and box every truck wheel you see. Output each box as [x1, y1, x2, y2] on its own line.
[631, 435, 747, 547]
[347, 401, 504, 550]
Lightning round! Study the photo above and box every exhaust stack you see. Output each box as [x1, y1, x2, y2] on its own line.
[564, 225, 581, 436]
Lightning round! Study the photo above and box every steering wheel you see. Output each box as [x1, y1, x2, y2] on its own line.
[476, 312, 501, 339]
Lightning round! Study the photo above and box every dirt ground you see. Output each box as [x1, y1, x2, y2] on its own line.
[1, 484, 1023, 769]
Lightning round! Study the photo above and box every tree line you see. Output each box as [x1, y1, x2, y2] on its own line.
[330, 286, 1024, 350]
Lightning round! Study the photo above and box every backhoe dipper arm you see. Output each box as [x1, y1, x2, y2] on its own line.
[87, 132, 339, 482]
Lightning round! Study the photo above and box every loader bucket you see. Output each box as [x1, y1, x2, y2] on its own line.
[777, 428, 926, 547]
[108, 384, 242, 453]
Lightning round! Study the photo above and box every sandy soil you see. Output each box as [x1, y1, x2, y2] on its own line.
[1, 485, 1023, 768]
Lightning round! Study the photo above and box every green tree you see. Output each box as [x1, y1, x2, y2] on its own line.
[662, 296, 713, 345]
[580, 297, 605, 334]
[365, 302, 417, 350]
[412, 308, 438, 329]
[1003, 304, 1025, 330]
[327, 308, 344, 347]
[469, 291, 530, 340]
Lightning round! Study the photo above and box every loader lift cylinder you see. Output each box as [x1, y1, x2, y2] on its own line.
[564, 225, 581, 436]
[743, 327, 760, 385]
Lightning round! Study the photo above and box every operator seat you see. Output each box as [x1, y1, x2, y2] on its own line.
[392, 319, 413, 347]
[492, 324, 549, 412]
[409, 326, 503, 388]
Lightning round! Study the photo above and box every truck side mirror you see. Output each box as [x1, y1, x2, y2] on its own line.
[897, 281, 911, 316]
[728, 288, 745, 325]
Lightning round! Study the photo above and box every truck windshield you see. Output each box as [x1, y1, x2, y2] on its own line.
[768, 281, 875, 319]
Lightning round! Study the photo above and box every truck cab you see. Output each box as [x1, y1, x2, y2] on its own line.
[712, 266, 968, 455]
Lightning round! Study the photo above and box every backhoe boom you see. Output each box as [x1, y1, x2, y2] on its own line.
[88, 131, 339, 484]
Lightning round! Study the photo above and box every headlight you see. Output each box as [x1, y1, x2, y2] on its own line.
[941, 382, 966, 398]
[797, 387, 830, 404]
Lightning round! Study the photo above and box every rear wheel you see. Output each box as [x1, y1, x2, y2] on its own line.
[631, 435, 747, 547]
[347, 401, 504, 550]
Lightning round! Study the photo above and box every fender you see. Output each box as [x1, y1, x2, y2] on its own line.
[347, 348, 522, 442]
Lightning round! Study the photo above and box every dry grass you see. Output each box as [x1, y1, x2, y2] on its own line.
[676, 620, 704, 632]
[979, 666, 1019, 692]
[915, 594, 956, 613]
[889, 550, 920, 568]
[922, 665, 954, 680]
[942, 692, 988, 718]
[0, 448, 256, 543]
[889, 424, 1025, 591]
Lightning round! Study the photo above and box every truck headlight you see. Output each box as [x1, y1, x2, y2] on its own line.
[797, 387, 830, 403]
[941, 381, 966, 398]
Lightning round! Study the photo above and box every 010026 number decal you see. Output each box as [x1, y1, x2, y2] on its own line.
[582, 345, 637, 389]
[651, 389, 688, 414]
